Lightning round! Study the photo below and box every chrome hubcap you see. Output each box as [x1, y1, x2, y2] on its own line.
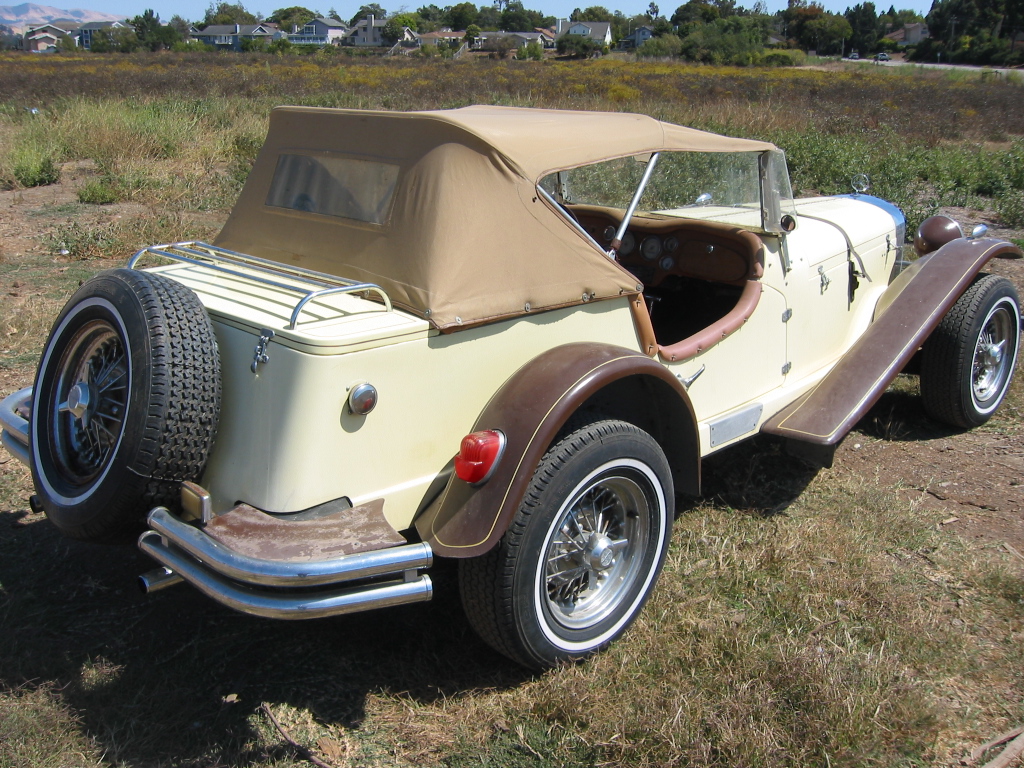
[973, 303, 1015, 408]
[51, 321, 129, 484]
[544, 474, 649, 630]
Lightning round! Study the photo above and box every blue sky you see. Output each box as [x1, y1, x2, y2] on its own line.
[79, 0, 933, 28]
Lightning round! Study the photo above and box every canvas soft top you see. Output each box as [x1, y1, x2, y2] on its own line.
[215, 106, 777, 330]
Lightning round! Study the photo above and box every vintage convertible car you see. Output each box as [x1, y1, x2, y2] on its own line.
[1, 106, 1021, 669]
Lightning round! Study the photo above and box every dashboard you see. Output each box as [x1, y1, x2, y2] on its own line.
[573, 210, 754, 287]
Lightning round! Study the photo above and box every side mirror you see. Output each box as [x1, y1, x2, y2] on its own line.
[695, 193, 712, 206]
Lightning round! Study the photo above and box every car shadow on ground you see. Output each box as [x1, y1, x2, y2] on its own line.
[854, 387, 965, 443]
[685, 386, 964, 517]
[0, 509, 532, 765]
[688, 435, 821, 517]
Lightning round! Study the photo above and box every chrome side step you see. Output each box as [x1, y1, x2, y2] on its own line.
[138, 506, 433, 620]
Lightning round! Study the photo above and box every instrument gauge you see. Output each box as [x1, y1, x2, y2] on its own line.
[659, 255, 675, 271]
[640, 236, 663, 261]
[602, 225, 617, 242]
[618, 231, 636, 256]
[664, 236, 679, 253]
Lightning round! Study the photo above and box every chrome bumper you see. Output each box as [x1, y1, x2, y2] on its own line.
[139, 506, 433, 619]
[0, 386, 32, 467]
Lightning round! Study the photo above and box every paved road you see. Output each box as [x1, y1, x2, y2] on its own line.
[848, 58, 1017, 77]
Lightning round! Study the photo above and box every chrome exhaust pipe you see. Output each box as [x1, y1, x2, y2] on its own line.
[139, 566, 184, 594]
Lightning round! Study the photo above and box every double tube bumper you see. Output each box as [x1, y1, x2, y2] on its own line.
[139, 507, 433, 619]
[0, 387, 32, 467]
[3, 386, 434, 620]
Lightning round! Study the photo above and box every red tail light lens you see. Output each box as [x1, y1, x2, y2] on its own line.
[454, 430, 506, 485]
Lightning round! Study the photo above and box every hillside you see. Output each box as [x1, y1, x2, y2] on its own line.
[0, 2, 122, 31]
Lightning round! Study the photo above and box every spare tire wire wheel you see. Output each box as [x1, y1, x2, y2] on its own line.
[49, 314, 129, 489]
[32, 269, 221, 543]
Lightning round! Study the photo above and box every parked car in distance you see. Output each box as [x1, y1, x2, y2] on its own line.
[1, 106, 1021, 670]
[875, 52, 891, 61]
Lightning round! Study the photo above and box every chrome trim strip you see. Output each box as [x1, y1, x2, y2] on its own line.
[128, 241, 393, 328]
[146, 506, 433, 587]
[139, 531, 432, 619]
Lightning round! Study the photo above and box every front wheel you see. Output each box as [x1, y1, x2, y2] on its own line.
[459, 420, 673, 669]
[921, 274, 1020, 429]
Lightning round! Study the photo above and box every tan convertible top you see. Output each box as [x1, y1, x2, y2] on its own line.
[216, 105, 777, 329]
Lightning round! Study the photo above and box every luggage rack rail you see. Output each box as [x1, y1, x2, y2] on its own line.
[129, 241, 393, 330]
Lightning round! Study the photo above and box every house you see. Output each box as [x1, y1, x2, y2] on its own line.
[534, 27, 556, 47]
[618, 25, 654, 49]
[883, 22, 929, 46]
[904, 22, 928, 44]
[24, 21, 80, 50]
[78, 20, 128, 50]
[417, 29, 466, 48]
[476, 30, 546, 50]
[192, 23, 282, 50]
[555, 18, 612, 46]
[345, 14, 387, 45]
[287, 17, 347, 45]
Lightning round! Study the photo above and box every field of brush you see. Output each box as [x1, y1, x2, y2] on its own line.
[0, 53, 1023, 768]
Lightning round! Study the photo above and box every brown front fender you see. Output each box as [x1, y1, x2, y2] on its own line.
[763, 237, 1023, 447]
[414, 342, 698, 558]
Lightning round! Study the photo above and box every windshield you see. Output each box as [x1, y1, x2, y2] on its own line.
[540, 150, 794, 233]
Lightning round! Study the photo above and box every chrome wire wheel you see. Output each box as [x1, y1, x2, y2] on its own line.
[542, 470, 650, 630]
[49, 319, 129, 487]
[972, 298, 1016, 413]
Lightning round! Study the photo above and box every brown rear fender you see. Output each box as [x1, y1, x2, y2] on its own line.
[414, 343, 699, 558]
[763, 237, 1023, 447]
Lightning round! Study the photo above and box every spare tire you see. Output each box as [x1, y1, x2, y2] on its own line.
[31, 269, 221, 542]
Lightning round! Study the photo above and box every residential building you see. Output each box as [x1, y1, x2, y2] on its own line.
[417, 29, 466, 47]
[287, 17, 347, 45]
[24, 21, 80, 50]
[476, 30, 546, 50]
[618, 25, 654, 49]
[555, 18, 612, 46]
[78, 20, 128, 50]
[192, 23, 282, 50]
[345, 14, 386, 46]
[883, 22, 929, 46]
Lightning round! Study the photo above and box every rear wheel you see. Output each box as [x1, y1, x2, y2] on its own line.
[459, 420, 673, 669]
[921, 274, 1020, 429]
[31, 269, 221, 542]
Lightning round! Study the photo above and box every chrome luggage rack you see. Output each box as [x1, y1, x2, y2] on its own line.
[129, 241, 393, 330]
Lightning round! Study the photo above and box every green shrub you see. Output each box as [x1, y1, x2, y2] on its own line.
[760, 49, 806, 67]
[47, 221, 120, 260]
[637, 34, 683, 58]
[996, 193, 1024, 227]
[77, 179, 120, 204]
[13, 155, 59, 187]
[228, 132, 263, 188]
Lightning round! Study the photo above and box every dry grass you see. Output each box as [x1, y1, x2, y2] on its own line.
[0, 55, 1023, 768]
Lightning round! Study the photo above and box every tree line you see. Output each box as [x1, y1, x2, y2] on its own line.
[22, 0, 1022, 67]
